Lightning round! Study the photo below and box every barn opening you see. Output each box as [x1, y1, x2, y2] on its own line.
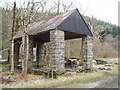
[11, 9, 93, 74]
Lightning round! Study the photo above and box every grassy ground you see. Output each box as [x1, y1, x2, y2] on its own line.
[3, 65, 117, 88]
[98, 58, 118, 63]
[7, 72, 105, 88]
[1, 58, 119, 88]
[26, 73, 105, 88]
[24, 65, 118, 88]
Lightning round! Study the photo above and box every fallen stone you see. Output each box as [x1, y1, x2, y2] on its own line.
[106, 68, 112, 71]
[105, 64, 112, 66]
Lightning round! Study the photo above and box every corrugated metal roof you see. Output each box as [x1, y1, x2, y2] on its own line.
[13, 9, 93, 39]
[13, 9, 75, 39]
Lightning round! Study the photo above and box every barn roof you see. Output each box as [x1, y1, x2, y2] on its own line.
[13, 9, 93, 41]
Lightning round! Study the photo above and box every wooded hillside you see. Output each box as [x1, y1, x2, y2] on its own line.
[1, 1, 119, 58]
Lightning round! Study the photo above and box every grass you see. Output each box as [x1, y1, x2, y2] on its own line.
[98, 58, 119, 63]
[24, 66, 118, 88]
[23, 66, 118, 88]
[2, 58, 119, 88]
[95, 58, 118, 75]
[17, 72, 105, 88]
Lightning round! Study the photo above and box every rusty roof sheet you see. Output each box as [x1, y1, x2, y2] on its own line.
[13, 9, 75, 39]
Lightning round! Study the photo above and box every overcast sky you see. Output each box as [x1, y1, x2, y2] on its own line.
[0, 0, 119, 25]
[74, 0, 119, 26]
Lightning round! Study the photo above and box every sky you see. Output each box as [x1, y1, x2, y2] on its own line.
[0, 0, 119, 25]
[73, 0, 119, 26]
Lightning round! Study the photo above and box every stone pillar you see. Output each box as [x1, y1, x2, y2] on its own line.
[36, 42, 45, 68]
[27, 35, 34, 70]
[50, 29, 65, 72]
[14, 41, 20, 70]
[82, 35, 93, 70]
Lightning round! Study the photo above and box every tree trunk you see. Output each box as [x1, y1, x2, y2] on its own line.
[22, 35, 27, 74]
[10, 1, 16, 72]
[11, 39, 14, 72]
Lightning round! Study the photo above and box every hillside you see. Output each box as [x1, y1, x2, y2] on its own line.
[1, 8, 119, 58]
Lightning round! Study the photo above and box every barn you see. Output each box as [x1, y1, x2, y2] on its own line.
[11, 9, 93, 74]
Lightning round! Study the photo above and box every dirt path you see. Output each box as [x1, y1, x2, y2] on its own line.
[56, 75, 118, 88]
[95, 75, 118, 88]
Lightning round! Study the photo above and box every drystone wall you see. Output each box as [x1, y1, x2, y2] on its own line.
[82, 35, 93, 70]
[36, 42, 45, 67]
[27, 36, 34, 70]
[50, 29, 65, 72]
[14, 41, 20, 70]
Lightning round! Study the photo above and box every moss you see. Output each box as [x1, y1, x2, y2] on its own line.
[78, 59, 83, 65]
[76, 66, 82, 69]
[56, 71, 66, 75]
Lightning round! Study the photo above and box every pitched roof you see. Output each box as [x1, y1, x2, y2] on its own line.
[13, 9, 93, 39]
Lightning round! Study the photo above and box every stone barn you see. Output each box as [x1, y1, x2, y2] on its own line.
[11, 9, 93, 74]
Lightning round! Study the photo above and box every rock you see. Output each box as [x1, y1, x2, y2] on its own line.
[95, 59, 108, 64]
[64, 72, 76, 76]
[98, 68, 102, 70]
[109, 62, 113, 64]
[114, 62, 118, 65]
[102, 68, 106, 70]
[105, 64, 112, 66]
[93, 60, 97, 65]
[97, 68, 106, 70]
[106, 68, 112, 71]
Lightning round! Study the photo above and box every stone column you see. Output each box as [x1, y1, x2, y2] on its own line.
[27, 35, 34, 70]
[82, 35, 93, 70]
[14, 41, 20, 70]
[50, 29, 65, 72]
[36, 42, 45, 68]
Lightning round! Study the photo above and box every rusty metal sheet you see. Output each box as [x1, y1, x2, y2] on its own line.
[13, 9, 75, 39]
[13, 30, 24, 39]
[13, 9, 93, 40]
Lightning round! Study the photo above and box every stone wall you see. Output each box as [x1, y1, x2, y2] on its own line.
[36, 42, 45, 67]
[14, 41, 20, 69]
[82, 35, 93, 70]
[27, 36, 34, 70]
[50, 29, 65, 72]
[1, 49, 9, 59]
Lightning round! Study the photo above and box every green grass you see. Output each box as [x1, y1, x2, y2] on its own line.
[19, 72, 105, 88]
[2, 58, 119, 88]
[0, 59, 7, 61]
[23, 66, 119, 88]
[98, 58, 119, 63]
